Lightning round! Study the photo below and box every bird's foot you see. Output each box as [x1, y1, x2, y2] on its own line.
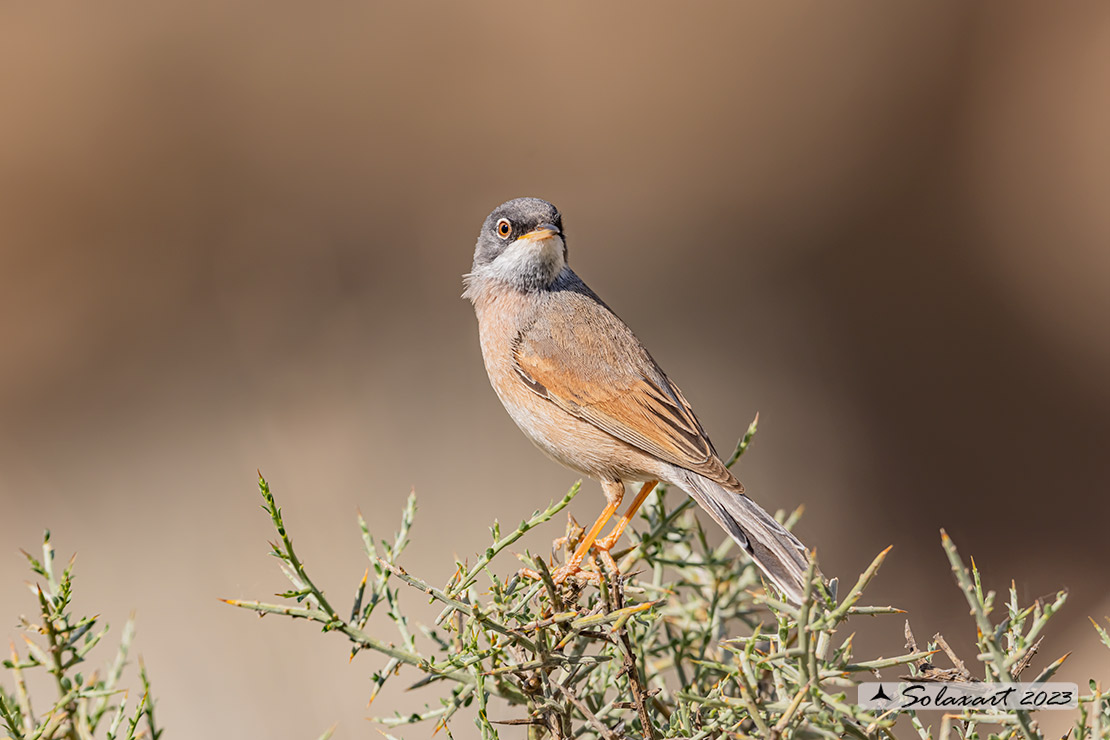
[592, 546, 620, 577]
[592, 529, 624, 553]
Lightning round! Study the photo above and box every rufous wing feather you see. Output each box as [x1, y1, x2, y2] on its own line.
[511, 289, 738, 487]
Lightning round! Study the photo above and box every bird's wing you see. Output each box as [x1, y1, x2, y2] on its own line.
[511, 287, 739, 487]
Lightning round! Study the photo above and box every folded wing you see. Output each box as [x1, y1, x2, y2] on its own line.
[511, 287, 739, 488]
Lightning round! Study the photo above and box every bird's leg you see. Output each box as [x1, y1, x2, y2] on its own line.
[521, 480, 623, 585]
[555, 484, 623, 583]
[593, 480, 658, 552]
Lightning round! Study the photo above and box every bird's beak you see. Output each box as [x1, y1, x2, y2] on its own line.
[519, 224, 561, 242]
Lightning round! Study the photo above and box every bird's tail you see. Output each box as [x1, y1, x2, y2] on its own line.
[678, 471, 816, 605]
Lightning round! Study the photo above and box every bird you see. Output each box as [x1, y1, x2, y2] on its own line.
[463, 197, 815, 604]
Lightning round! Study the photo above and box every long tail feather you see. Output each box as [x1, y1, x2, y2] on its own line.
[678, 471, 814, 604]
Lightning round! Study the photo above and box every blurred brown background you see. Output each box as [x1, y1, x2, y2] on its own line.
[2, 2, 1108, 737]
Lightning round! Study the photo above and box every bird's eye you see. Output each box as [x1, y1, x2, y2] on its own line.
[496, 218, 512, 239]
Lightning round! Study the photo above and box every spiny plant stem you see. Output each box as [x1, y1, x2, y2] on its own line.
[219, 421, 1110, 740]
[2, 533, 157, 740]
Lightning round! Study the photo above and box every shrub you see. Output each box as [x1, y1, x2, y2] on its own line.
[1, 533, 161, 740]
[222, 421, 1110, 739]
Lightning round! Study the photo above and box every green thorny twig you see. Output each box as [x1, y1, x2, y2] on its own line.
[225, 419, 1110, 739]
[1, 532, 161, 740]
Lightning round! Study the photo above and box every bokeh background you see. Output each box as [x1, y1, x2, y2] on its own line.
[2, 2, 1108, 737]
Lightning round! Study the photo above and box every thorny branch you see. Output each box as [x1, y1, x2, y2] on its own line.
[1, 533, 162, 740]
[219, 419, 1110, 740]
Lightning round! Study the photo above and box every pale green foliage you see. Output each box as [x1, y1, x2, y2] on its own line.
[7, 420, 1107, 740]
[1, 533, 160, 740]
[224, 421, 1110, 739]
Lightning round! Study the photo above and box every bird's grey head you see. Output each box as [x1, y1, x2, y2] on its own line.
[465, 197, 568, 299]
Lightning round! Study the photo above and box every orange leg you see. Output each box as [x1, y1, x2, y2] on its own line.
[519, 480, 658, 586]
[520, 480, 624, 585]
[594, 480, 657, 552]
[552, 492, 622, 583]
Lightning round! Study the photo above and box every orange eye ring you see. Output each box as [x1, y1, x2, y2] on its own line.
[496, 218, 511, 239]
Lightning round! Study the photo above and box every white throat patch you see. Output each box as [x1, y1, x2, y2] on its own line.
[487, 234, 566, 285]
